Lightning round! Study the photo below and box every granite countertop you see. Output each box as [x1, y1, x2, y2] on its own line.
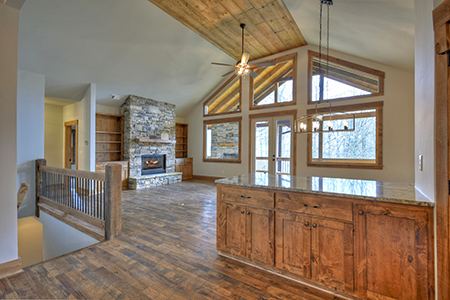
[215, 173, 434, 207]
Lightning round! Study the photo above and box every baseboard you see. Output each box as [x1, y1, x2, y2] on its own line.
[0, 258, 22, 279]
[192, 175, 224, 181]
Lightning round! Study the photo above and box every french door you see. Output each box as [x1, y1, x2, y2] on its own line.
[251, 115, 294, 175]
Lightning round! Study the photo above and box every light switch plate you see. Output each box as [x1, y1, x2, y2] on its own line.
[418, 155, 423, 171]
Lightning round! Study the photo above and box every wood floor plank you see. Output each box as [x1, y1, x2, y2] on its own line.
[2, 181, 350, 300]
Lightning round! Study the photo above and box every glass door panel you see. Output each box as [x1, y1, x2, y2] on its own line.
[251, 115, 294, 175]
[255, 121, 270, 173]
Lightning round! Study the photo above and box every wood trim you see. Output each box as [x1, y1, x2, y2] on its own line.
[38, 203, 104, 241]
[0, 259, 22, 280]
[250, 53, 298, 111]
[40, 165, 105, 181]
[192, 175, 223, 181]
[434, 4, 450, 299]
[203, 117, 242, 163]
[39, 196, 105, 229]
[64, 120, 78, 170]
[203, 75, 242, 117]
[307, 50, 385, 105]
[307, 101, 383, 169]
[133, 139, 176, 143]
[248, 109, 297, 175]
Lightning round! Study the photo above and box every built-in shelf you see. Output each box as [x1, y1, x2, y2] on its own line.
[96, 150, 121, 153]
[96, 141, 122, 144]
[95, 113, 124, 162]
[175, 123, 188, 158]
[134, 138, 176, 143]
[96, 131, 122, 134]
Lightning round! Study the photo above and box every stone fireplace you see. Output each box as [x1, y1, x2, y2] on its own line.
[120, 95, 182, 189]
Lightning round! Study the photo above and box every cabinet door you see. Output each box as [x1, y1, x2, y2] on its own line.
[217, 202, 246, 256]
[275, 212, 312, 278]
[311, 218, 354, 293]
[355, 204, 429, 300]
[246, 207, 275, 266]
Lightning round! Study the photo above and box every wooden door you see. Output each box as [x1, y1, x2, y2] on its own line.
[355, 204, 429, 299]
[310, 218, 354, 293]
[64, 120, 78, 169]
[245, 206, 275, 266]
[217, 202, 246, 256]
[275, 212, 312, 278]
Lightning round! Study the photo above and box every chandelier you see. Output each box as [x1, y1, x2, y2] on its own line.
[295, 0, 356, 134]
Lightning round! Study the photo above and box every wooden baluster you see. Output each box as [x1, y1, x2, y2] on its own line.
[105, 163, 122, 240]
[35, 159, 46, 217]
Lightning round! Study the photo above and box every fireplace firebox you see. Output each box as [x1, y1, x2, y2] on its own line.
[141, 154, 166, 175]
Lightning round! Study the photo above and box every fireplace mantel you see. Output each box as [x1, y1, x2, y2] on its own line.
[134, 138, 176, 143]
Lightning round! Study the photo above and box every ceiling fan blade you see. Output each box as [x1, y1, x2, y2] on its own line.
[222, 70, 236, 77]
[250, 70, 259, 78]
[212, 62, 236, 67]
[241, 52, 250, 65]
[249, 61, 277, 69]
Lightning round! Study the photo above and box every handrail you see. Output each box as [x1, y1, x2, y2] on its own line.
[35, 159, 122, 241]
[39, 165, 105, 181]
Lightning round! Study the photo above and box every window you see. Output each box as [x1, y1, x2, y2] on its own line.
[203, 75, 241, 116]
[250, 53, 297, 110]
[203, 117, 242, 163]
[308, 51, 384, 104]
[307, 102, 383, 169]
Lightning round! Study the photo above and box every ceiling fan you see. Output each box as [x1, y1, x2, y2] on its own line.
[211, 23, 276, 78]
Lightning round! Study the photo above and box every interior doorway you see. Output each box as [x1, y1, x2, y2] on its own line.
[250, 112, 296, 175]
[64, 120, 78, 170]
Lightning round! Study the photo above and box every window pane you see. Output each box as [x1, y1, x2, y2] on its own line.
[312, 109, 377, 161]
[204, 76, 241, 115]
[278, 80, 293, 102]
[276, 119, 291, 158]
[256, 159, 268, 172]
[255, 121, 269, 158]
[205, 122, 239, 160]
[253, 58, 295, 106]
[312, 75, 371, 102]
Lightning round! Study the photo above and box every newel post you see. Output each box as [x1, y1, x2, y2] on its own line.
[105, 163, 122, 240]
[35, 159, 46, 217]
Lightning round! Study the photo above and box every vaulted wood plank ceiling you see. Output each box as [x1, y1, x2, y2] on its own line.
[148, 0, 307, 62]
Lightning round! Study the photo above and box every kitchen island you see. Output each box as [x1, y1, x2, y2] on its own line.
[215, 173, 434, 300]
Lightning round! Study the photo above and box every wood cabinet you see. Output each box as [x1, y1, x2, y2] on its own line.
[355, 204, 432, 300]
[217, 185, 275, 266]
[175, 123, 188, 158]
[217, 184, 434, 300]
[95, 113, 124, 162]
[175, 158, 193, 180]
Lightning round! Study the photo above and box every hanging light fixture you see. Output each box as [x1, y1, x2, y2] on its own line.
[295, 0, 356, 134]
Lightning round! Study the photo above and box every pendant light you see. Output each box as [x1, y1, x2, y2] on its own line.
[295, 0, 356, 134]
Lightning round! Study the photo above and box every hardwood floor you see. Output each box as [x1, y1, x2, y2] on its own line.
[0, 181, 345, 300]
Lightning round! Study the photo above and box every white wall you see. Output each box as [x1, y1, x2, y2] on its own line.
[39, 212, 98, 261]
[17, 70, 45, 218]
[414, 0, 436, 200]
[45, 103, 64, 168]
[186, 45, 416, 183]
[0, 3, 20, 265]
[63, 84, 96, 171]
[96, 104, 120, 115]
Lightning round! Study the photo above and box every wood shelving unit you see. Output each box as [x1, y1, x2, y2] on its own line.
[95, 113, 124, 162]
[175, 123, 188, 158]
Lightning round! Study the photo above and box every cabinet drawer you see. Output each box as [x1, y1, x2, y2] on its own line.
[221, 185, 274, 209]
[276, 192, 352, 222]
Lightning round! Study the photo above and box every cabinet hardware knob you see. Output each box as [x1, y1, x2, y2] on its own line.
[408, 255, 413, 262]
[311, 257, 315, 262]
[241, 211, 244, 214]
[313, 206, 319, 209]
[359, 211, 364, 215]
[303, 204, 308, 207]
[312, 224, 317, 228]
[305, 222, 309, 226]
[246, 211, 250, 215]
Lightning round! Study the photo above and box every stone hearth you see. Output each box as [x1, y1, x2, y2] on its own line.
[120, 95, 182, 189]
